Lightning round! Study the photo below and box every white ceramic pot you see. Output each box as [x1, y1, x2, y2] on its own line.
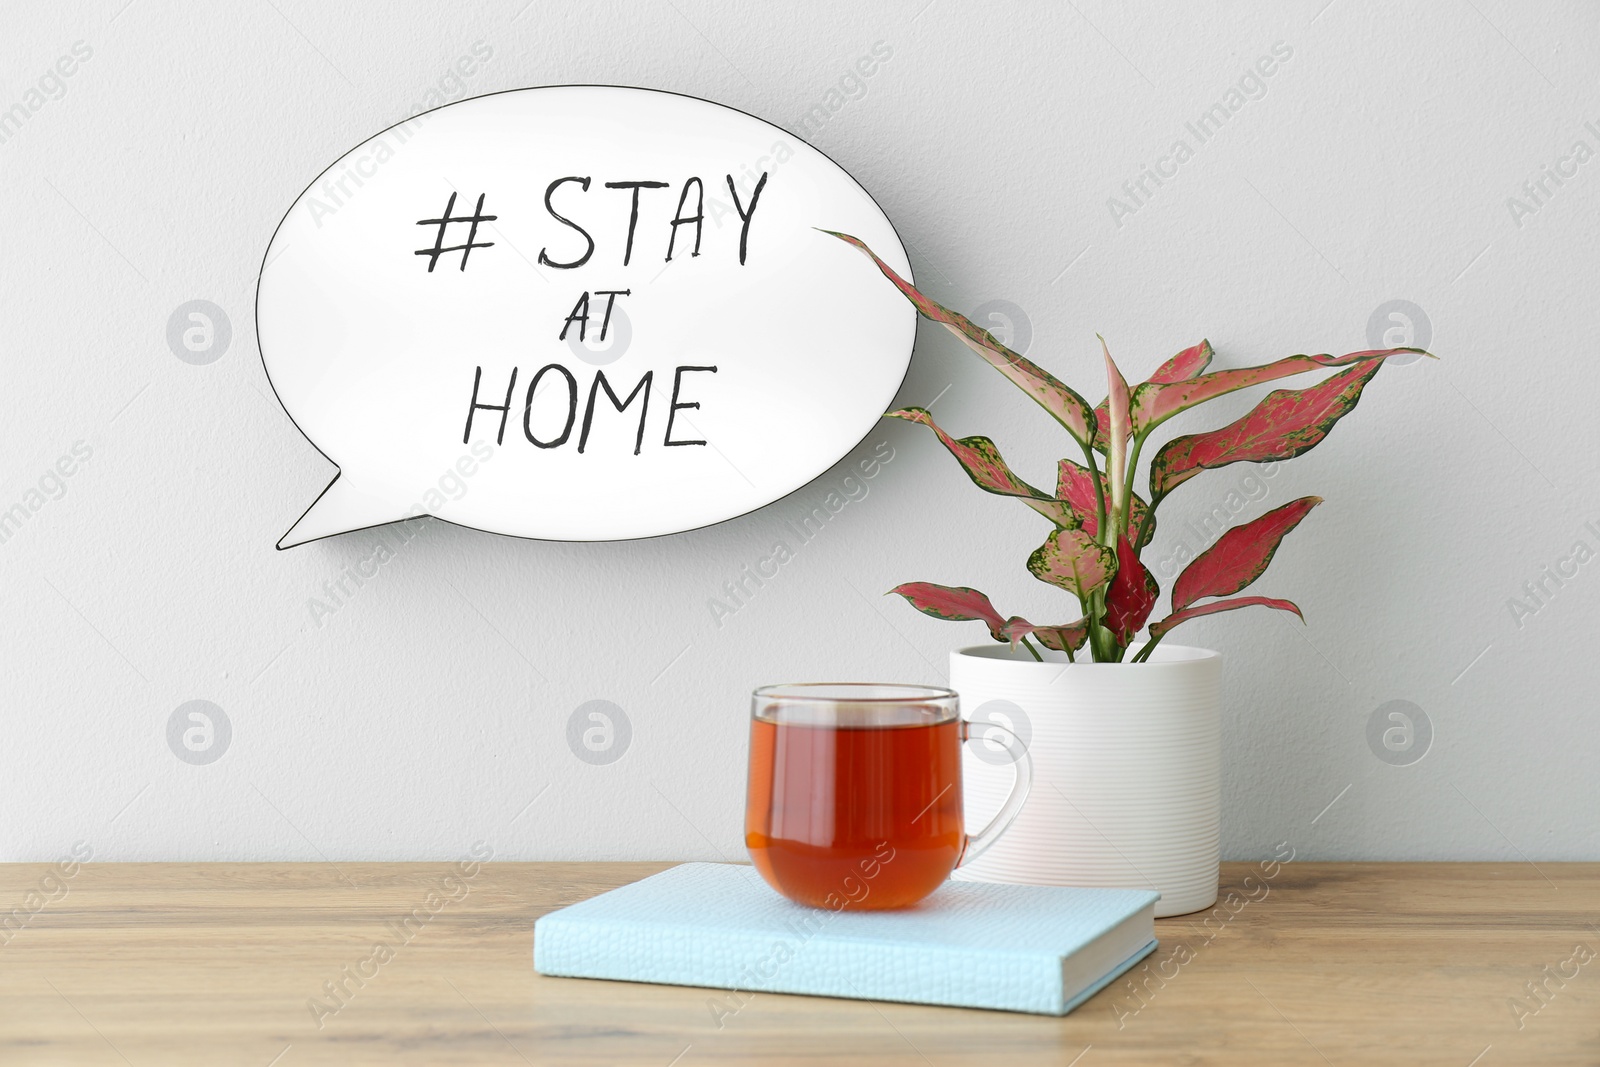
[949, 643, 1221, 917]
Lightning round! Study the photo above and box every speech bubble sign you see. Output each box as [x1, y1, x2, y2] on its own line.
[258, 86, 914, 548]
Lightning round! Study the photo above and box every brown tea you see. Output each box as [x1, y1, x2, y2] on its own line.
[745, 715, 963, 910]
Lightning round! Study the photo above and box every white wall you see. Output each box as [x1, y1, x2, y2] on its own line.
[3, 0, 1595, 864]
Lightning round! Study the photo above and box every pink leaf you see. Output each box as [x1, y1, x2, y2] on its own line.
[1094, 340, 1214, 447]
[1171, 497, 1322, 613]
[888, 408, 1078, 527]
[1003, 616, 1089, 653]
[891, 585, 1085, 652]
[1148, 339, 1217, 384]
[1130, 347, 1425, 435]
[1149, 596, 1304, 639]
[1055, 459, 1101, 529]
[1149, 361, 1383, 499]
[1103, 536, 1159, 643]
[824, 230, 1097, 447]
[1033, 623, 1089, 653]
[1027, 528, 1116, 600]
[889, 582, 1007, 641]
[1101, 337, 1132, 536]
[1056, 460, 1153, 545]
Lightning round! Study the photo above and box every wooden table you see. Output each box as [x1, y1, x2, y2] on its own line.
[0, 861, 1595, 1065]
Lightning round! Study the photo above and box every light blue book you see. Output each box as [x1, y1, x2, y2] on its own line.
[533, 862, 1159, 1016]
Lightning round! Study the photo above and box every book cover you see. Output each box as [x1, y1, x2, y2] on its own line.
[534, 862, 1159, 1015]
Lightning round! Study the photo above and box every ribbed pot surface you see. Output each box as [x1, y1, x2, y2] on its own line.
[950, 644, 1221, 918]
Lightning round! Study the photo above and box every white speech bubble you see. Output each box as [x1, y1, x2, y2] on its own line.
[258, 86, 914, 548]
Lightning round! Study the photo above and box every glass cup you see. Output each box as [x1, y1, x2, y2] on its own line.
[745, 683, 1032, 910]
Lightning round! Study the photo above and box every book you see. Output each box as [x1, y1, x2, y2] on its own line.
[533, 862, 1159, 1016]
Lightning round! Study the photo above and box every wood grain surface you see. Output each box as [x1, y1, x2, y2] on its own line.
[0, 861, 1595, 1065]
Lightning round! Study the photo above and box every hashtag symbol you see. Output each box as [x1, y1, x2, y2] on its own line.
[414, 192, 497, 272]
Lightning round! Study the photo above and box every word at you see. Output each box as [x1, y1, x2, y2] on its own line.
[303, 41, 494, 227]
[463, 364, 717, 454]
[0, 40, 92, 147]
[1507, 942, 1594, 1030]
[558, 289, 628, 343]
[0, 841, 92, 951]
[1507, 120, 1600, 228]
[797, 41, 894, 136]
[707, 841, 896, 1029]
[305, 443, 496, 627]
[708, 440, 895, 627]
[1108, 841, 1294, 1029]
[1506, 520, 1600, 629]
[1108, 41, 1293, 228]
[308, 842, 493, 1028]
[1, 439, 94, 547]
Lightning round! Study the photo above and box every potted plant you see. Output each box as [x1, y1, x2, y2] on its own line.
[827, 230, 1428, 916]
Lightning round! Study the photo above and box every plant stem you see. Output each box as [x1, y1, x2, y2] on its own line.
[1121, 434, 1146, 542]
[1132, 633, 1166, 663]
[1081, 441, 1108, 547]
[1075, 590, 1105, 662]
[1020, 635, 1043, 662]
[1133, 505, 1157, 552]
[1078, 442, 1118, 662]
[1084, 588, 1107, 660]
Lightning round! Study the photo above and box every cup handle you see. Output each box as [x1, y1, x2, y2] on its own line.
[955, 719, 1033, 867]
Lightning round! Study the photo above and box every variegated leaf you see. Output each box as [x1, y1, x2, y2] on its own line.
[824, 230, 1097, 447]
[889, 582, 1007, 641]
[1171, 497, 1321, 613]
[1149, 595, 1303, 638]
[1055, 458, 1101, 528]
[1056, 459, 1154, 545]
[1150, 339, 1217, 383]
[889, 584, 1084, 652]
[1130, 347, 1425, 435]
[1149, 361, 1383, 499]
[887, 408, 1077, 527]
[1003, 616, 1089, 652]
[1094, 340, 1214, 449]
[1027, 528, 1116, 600]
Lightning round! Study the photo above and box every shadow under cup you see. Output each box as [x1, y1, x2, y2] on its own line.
[745, 684, 965, 910]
